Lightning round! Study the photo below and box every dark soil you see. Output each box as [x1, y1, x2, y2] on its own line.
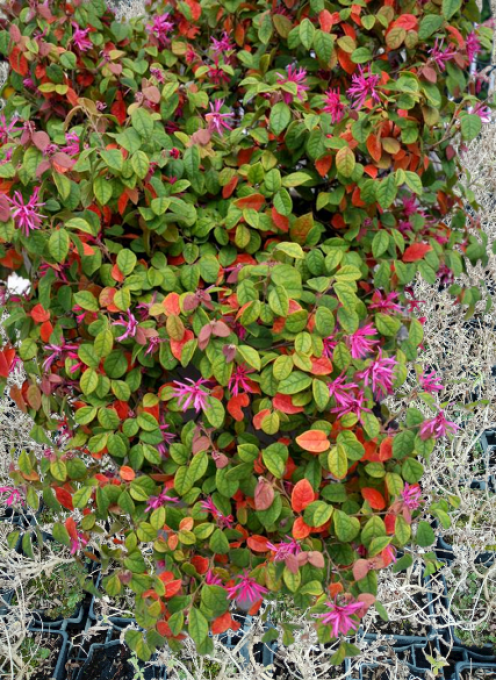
[30, 633, 63, 680]
[79, 643, 134, 680]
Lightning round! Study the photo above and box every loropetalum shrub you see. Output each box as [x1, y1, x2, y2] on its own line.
[0, 0, 492, 661]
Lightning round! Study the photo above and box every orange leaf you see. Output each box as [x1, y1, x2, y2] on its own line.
[222, 175, 238, 199]
[119, 466, 136, 481]
[362, 487, 386, 510]
[291, 479, 316, 513]
[391, 14, 417, 31]
[0, 348, 16, 378]
[212, 611, 239, 635]
[30, 304, 50, 323]
[271, 207, 289, 233]
[227, 393, 249, 421]
[272, 393, 304, 414]
[292, 516, 311, 539]
[310, 357, 333, 375]
[379, 437, 393, 461]
[247, 535, 270, 552]
[315, 155, 333, 178]
[253, 408, 271, 430]
[190, 555, 209, 575]
[234, 193, 265, 211]
[40, 321, 53, 343]
[55, 486, 74, 511]
[163, 292, 181, 316]
[164, 579, 182, 599]
[170, 329, 194, 361]
[402, 243, 432, 262]
[366, 134, 382, 163]
[296, 430, 329, 453]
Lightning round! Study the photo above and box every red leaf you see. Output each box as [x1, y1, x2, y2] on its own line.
[119, 466, 136, 481]
[247, 535, 270, 552]
[296, 430, 329, 453]
[315, 155, 333, 177]
[9, 47, 28, 76]
[164, 579, 182, 599]
[379, 437, 393, 462]
[310, 356, 333, 375]
[254, 478, 274, 510]
[272, 393, 304, 414]
[170, 329, 194, 361]
[318, 9, 339, 32]
[222, 176, 238, 199]
[211, 612, 238, 635]
[30, 304, 50, 323]
[55, 486, 74, 511]
[291, 479, 316, 512]
[40, 321, 53, 343]
[307, 551, 325, 568]
[391, 14, 417, 31]
[65, 516, 78, 541]
[235, 193, 265, 211]
[292, 516, 311, 539]
[402, 243, 432, 263]
[253, 408, 271, 430]
[366, 134, 382, 163]
[362, 487, 386, 510]
[190, 555, 209, 575]
[0, 348, 16, 378]
[111, 99, 127, 125]
[271, 207, 289, 233]
[227, 393, 249, 421]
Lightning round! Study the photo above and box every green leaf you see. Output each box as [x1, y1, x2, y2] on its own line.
[333, 509, 360, 542]
[49, 229, 70, 263]
[101, 149, 124, 172]
[299, 18, 315, 50]
[416, 520, 435, 547]
[131, 150, 150, 180]
[314, 30, 333, 63]
[117, 249, 137, 275]
[270, 102, 292, 136]
[402, 458, 424, 483]
[204, 398, 225, 429]
[418, 15, 444, 41]
[328, 447, 348, 479]
[74, 290, 99, 312]
[278, 371, 312, 395]
[376, 174, 397, 209]
[73, 485, 93, 509]
[131, 108, 154, 138]
[268, 286, 290, 316]
[303, 501, 333, 527]
[93, 175, 113, 205]
[393, 430, 415, 458]
[262, 443, 288, 479]
[372, 231, 390, 258]
[442, 0, 461, 20]
[237, 345, 261, 371]
[460, 114, 482, 142]
[335, 147, 355, 178]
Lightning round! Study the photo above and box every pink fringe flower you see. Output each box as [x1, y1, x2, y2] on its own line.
[226, 572, 268, 610]
[346, 323, 379, 359]
[346, 66, 381, 109]
[419, 409, 459, 440]
[316, 599, 363, 637]
[322, 88, 346, 123]
[7, 187, 46, 237]
[205, 99, 234, 136]
[276, 65, 309, 104]
[171, 377, 211, 413]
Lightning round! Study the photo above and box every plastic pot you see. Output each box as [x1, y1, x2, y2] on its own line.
[74, 630, 165, 680]
[219, 611, 276, 668]
[28, 627, 69, 680]
[359, 571, 440, 645]
[0, 507, 34, 527]
[16, 530, 94, 629]
[437, 573, 496, 657]
[453, 661, 496, 680]
[88, 572, 135, 629]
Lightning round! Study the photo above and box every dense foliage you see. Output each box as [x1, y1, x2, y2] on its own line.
[0, 0, 492, 661]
